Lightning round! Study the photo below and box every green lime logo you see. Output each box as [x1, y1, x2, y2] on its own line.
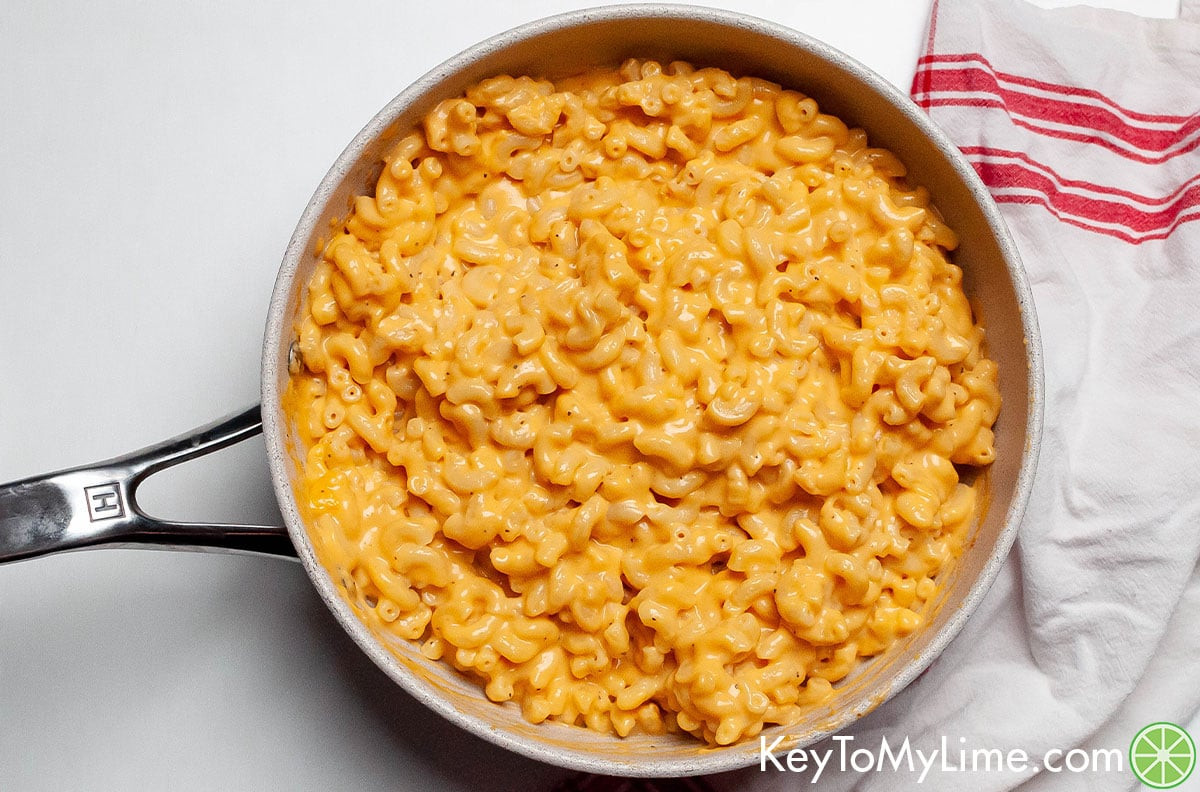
[1130, 722, 1196, 789]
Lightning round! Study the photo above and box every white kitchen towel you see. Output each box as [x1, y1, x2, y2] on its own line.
[711, 1, 1200, 790]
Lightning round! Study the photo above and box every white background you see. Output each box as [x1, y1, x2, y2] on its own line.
[0, 1, 1183, 790]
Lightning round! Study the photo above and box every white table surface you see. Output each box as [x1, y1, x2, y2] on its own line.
[0, 1, 1182, 790]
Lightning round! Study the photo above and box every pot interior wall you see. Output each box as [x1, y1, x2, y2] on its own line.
[262, 6, 1037, 776]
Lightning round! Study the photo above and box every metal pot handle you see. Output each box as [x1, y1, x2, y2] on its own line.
[0, 406, 296, 564]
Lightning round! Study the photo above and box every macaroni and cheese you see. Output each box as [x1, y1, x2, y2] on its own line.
[284, 59, 1000, 746]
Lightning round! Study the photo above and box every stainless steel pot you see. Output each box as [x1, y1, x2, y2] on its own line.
[0, 4, 1043, 777]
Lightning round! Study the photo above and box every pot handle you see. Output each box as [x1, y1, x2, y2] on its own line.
[0, 406, 296, 564]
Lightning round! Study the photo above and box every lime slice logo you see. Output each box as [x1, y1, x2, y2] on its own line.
[1130, 722, 1196, 789]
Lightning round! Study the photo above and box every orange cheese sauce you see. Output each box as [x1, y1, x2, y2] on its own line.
[284, 59, 999, 746]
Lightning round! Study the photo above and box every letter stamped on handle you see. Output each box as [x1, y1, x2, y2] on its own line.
[84, 483, 125, 521]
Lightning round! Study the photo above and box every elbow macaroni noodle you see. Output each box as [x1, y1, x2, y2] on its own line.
[284, 59, 1000, 746]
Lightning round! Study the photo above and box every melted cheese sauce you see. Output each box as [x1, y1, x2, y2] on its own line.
[284, 59, 1000, 746]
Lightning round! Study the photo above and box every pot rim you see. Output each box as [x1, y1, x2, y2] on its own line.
[260, 3, 1044, 777]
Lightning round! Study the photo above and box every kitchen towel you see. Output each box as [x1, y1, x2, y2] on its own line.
[557, 1, 1200, 789]
[890, 1, 1200, 788]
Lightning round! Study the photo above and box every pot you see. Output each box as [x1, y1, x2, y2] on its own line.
[0, 4, 1043, 777]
